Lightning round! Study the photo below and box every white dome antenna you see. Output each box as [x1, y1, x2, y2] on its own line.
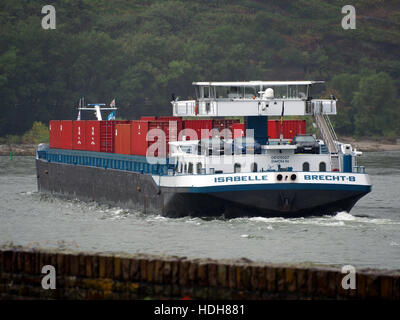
[263, 88, 274, 99]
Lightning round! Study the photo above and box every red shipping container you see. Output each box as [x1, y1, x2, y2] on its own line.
[99, 121, 115, 152]
[157, 116, 182, 122]
[232, 123, 245, 139]
[267, 120, 306, 139]
[85, 121, 101, 151]
[183, 119, 213, 140]
[49, 120, 60, 148]
[148, 120, 183, 156]
[131, 120, 149, 156]
[141, 116, 182, 122]
[103, 120, 130, 152]
[72, 121, 86, 150]
[213, 119, 240, 138]
[85, 120, 130, 153]
[131, 120, 183, 157]
[213, 119, 240, 130]
[114, 124, 131, 155]
[59, 120, 73, 149]
[284, 120, 306, 139]
[267, 120, 277, 139]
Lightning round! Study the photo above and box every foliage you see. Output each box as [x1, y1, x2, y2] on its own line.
[0, 0, 399, 139]
[21, 121, 49, 144]
[0, 121, 49, 144]
[0, 134, 21, 145]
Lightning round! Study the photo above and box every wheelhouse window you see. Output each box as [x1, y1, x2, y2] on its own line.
[201, 86, 211, 98]
[319, 162, 326, 172]
[303, 162, 310, 171]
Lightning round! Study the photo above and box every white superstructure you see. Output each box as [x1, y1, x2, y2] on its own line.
[168, 81, 363, 178]
[172, 81, 336, 117]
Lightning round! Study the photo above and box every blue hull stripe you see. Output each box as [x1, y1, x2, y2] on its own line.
[189, 183, 372, 194]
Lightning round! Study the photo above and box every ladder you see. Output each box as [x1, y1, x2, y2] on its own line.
[313, 106, 340, 170]
[313, 113, 338, 153]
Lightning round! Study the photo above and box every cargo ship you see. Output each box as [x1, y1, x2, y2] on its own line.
[36, 81, 372, 217]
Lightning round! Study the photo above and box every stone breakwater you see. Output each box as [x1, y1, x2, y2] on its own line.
[0, 144, 36, 156]
[0, 247, 399, 300]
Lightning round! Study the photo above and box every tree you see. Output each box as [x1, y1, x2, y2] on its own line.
[352, 72, 399, 138]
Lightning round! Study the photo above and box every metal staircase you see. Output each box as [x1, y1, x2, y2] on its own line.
[314, 114, 338, 153]
[313, 111, 340, 170]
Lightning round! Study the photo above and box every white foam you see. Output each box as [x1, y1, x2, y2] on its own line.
[146, 215, 168, 222]
[333, 211, 356, 221]
[390, 241, 400, 247]
[248, 216, 344, 227]
[248, 217, 286, 223]
[244, 212, 400, 227]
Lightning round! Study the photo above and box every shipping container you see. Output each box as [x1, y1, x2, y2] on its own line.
[213, 119, 240, 138]
[157, 116, 182, 122]
[58, 120, 73, 149]
[141, 116, 182, 122]
[85, 121, 101, 152]
[49, 120, 60, 148]
[183, 119, 213, 140]
[213, 119, 240, 130]
[148, 120, 182, 139]
[99, 121, 115, 152]
[131, 120, 149, 156]
[114, 124, 132, 155]
[85, 120, 129, 153]
[72, 121, 86, 150]
[232, 123, 245, 139]
[131, 120, 183, 157]
[267, 120, 306, 139]
[148, 120, 183, 156]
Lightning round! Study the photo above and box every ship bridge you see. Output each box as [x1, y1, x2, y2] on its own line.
[172, 80, 342, 169]
[172, 81, 336, 117]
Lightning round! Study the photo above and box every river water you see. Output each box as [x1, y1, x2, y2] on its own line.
[0, 152, 399, 270]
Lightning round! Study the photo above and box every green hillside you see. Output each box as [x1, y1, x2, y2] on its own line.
[1, 0, 399, 139]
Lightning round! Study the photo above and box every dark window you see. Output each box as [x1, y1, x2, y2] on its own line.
[188, 163, 193, 174]
[303, 162, 310, 171]
[319, 162, 326, 172]
[234, 163, 241, 173]
[295, 136, 316, 143]
[196, 162, 202, 174]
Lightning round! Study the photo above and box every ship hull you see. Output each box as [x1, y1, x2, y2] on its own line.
[162, 188, 367, 218]
[36, 159, 371, 218]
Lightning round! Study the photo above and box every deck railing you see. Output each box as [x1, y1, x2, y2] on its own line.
[37, 150, 171, 176]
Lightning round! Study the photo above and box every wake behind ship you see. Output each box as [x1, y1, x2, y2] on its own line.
[36, 81, 371, 217]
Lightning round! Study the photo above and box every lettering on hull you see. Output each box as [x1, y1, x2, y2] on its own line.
[214, 175, 268, 183]
[304, 175, 356, 182]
